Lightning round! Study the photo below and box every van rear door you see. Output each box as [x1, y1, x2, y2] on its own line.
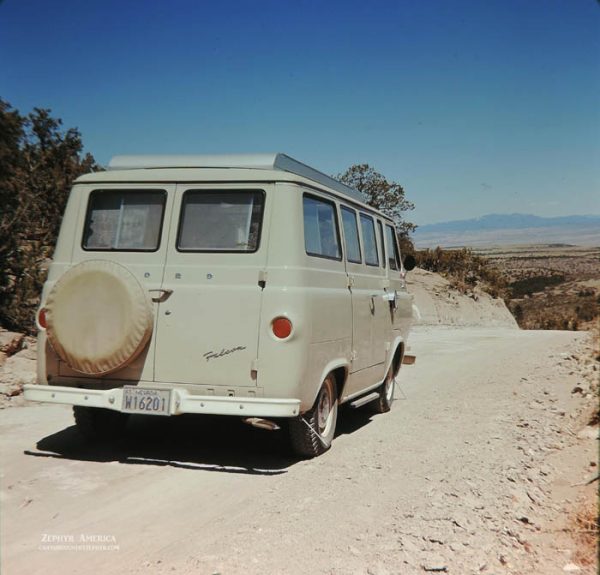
[63, 184, 176, 382]
[153, 185, 268, 388]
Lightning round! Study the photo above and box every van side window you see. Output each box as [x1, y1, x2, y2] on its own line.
[178, 190, 264, 252]
[385, 224, 400, 270]
[83, 189, 166, 251]
[377, 220, 386, 268]
[359, 214, 379, 266]
[341, 207, 362, 263]
[303, 195, 341, 260]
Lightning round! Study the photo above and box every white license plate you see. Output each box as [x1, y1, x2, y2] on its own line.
[122, 387, 171, 415]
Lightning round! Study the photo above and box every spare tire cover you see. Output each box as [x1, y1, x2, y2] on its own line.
[45, 260, 154, 375]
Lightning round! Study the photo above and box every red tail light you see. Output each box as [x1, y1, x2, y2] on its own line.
[271, 317, 292, 339]
[37, 307, 47, 329]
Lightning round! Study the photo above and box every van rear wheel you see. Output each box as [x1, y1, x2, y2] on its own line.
[73, 406, 129, 441]
[289, 374, 338, 458]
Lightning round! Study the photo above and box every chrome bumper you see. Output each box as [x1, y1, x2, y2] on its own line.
[23, 384, 300, 418]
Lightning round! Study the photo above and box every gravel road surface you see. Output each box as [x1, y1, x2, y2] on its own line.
[1, 326, 597, 575]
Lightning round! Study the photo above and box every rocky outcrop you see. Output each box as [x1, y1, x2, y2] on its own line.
[0, 329, 36, 408]
[407, 268, 518, 328]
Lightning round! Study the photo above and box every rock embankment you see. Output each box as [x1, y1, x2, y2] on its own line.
[0, 329, 36, 408]
[407, 267, 518, 328]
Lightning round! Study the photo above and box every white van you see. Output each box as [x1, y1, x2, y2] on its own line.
[23, 154, 415, 457]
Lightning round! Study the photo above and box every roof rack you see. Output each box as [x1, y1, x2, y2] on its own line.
[107, 153, 364, 202]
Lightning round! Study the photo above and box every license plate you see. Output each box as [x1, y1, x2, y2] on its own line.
[122, 387, 171, 416]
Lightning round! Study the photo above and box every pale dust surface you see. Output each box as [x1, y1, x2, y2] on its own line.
[1, 327, 597, 575]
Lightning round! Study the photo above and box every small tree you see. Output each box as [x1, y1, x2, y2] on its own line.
[336, 164, 415, 252]
[0, 99, 98, 333]
[0, 100, 24, 321]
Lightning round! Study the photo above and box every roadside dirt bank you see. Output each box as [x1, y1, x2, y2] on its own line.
[1, 326, 597, 575]
[407, 267, 518, 329]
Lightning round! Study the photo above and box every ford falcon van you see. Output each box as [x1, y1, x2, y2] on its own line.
[23, 154, 415, 457]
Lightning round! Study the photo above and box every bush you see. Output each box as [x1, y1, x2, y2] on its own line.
[0, 99, 98, 334]
[415, 247, 507, 298]
[509, 274, 566, 298]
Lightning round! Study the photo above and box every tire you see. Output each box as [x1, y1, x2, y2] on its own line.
[289, 374, 338, 458]
[73, 406, 129, 441]
[371, 364, 395, 414]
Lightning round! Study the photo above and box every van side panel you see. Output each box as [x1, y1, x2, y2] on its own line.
[257, 184, 351, 411]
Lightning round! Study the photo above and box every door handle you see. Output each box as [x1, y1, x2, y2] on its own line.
[149, 289, 173, 303]
[382, 290, 398, 310]
[382, 291, 397, 302]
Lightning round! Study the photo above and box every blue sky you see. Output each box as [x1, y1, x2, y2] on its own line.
[1, 0, 598, 225]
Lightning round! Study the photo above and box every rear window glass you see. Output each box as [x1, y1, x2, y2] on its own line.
[83, 190, 166, 251]
[303, 195, 341, 260]
[177, 190, 264, 252]
[360, 214, 379, 266]
[341, 207, 362, 264]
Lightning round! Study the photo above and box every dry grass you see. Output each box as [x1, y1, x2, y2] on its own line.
[569, 498, 599, 569]
[475, 245, 600, 331]
[415, 247, 508, 298]
[414, 244, 600, 330]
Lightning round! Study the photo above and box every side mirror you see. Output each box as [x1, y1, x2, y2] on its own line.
[403, 254, 416, 271]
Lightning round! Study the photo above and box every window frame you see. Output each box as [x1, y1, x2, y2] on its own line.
[81, 188, 168, 253]
[302, 193, 343, 261]
[340, 205, 363, 264]
[377, 219, 386, 268]
[176, 188, 266, 254]
[385, 223, 401, 271]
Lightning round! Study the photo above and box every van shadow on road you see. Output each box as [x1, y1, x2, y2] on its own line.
[25, 407, 375, 475]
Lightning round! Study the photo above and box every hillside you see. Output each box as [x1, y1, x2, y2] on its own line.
[407, 268, 517, 328]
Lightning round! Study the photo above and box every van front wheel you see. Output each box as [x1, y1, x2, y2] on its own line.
[371, 364, 395, 414]
[289, 374, 338, 458]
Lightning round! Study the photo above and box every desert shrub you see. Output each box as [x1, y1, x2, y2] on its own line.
[509, 274, 566, 297]
[508, 293, 599, 331]
[415, 247, 507, 298]
[575, 301, 598, 322]
[0, 99, 98, 334]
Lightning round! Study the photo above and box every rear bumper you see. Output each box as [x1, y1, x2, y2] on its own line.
[23, 384, 301, 418]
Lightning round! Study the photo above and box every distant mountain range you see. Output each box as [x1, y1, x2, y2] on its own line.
[413, 213, 600, 248]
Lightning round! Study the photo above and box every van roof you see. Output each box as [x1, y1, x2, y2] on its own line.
[77, 153, 368, 205]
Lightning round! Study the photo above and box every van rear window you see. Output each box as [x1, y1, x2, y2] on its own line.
[83, 190, 166, 251]
[177, 190, 264, 252]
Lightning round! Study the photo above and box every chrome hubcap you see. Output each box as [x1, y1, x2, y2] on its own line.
[385, 372, 394, 402]
[317, 389, 331, 432]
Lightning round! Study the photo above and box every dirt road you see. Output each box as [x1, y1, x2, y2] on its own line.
[1, 327, 597, 575]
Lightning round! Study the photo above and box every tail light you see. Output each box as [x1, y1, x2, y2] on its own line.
[271, 316, 293, 339]
[37, 307, 47, 330]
